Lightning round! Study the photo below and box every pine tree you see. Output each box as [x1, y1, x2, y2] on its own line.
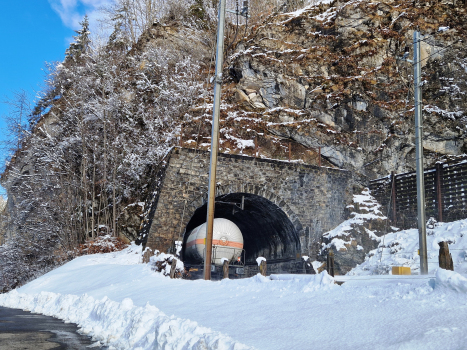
[65, 15, 91, 60]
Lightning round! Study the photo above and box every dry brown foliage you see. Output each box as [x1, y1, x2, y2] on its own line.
[78, 235, 129, 255]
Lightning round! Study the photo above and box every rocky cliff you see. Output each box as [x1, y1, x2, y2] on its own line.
[183, 0, 467, 181]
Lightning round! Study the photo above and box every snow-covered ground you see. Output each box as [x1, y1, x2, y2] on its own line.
[1, 236, 467, 349]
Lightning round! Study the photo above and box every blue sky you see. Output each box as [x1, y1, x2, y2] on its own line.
[0, 0, 113, 197]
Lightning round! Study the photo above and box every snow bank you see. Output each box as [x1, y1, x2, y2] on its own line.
[0, 290, 253, 350]
[4, 235, 467, 349]
[270, 271, 335, 292]
[435, 269, 467, 293]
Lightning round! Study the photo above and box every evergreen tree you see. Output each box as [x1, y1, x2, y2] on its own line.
[65, 15, 91, 60]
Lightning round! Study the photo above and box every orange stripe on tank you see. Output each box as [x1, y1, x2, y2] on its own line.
[186, 239, 243, 249]
[212, 239, 243, 248]
[186, 239, 203, 248]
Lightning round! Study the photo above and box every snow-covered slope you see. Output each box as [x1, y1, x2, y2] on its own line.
[2, 242, 467, 349]
[349, 218, 467, 276]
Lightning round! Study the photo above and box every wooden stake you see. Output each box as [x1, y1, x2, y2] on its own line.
[260, 260, 267, 276]
[170, 258, 178, 278]
[223, 260, 229, 279]
[438, 242, 453, 271]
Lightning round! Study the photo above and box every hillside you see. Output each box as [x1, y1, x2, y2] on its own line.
[1, 0, 467, 290]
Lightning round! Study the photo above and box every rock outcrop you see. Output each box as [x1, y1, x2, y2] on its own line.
[214, 0, 467, 180]
[320, 188, 390, 274]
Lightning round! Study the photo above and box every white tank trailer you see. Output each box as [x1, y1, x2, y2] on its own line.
[185, 218, 244, 265]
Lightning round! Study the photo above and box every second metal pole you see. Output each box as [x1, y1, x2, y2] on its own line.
[414, 30, 428, 275]
[204, 0, 227, 280]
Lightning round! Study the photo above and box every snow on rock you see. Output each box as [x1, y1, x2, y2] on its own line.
[318, 188, 392, 275]
[150, 251, 185, 277]
[256, 257, 266, 266]
[322, 188, 387, 252]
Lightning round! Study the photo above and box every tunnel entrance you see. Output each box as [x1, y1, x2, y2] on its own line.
[181, 193, 301, 265]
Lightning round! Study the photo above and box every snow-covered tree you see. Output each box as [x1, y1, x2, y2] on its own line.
[65, 15, 91, 60]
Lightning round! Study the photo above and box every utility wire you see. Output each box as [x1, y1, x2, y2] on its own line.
[414, 39, 462, 66]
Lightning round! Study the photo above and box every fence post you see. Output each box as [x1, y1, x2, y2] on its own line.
[142, 248, 153, 264]
[391, 171, 397, 223]
[170, 258, 178, 279]
[223, 260, 229, 279]
[436, 163, 444, 222]
[438, 241, 453, 271]
[326, 249, 335, 277]
[259, 260, 267, 276]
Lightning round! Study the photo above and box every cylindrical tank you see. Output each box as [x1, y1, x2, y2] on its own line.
[185, 218, 243, 265]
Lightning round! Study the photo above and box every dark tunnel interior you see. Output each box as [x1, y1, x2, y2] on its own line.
[181, 193, 301, 265]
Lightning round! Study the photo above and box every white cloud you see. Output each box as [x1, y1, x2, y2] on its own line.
[48, 0, 114, 31]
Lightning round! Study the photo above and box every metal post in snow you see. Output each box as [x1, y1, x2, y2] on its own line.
[391, 171, 397, 223]
[436, 163, 443, 222]
[204, 0, 227, 280]
[414, 30, 428, 275]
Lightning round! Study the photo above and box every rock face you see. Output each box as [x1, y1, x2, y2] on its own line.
[224, 0, 467, 180]
[320, 188, 389, 274]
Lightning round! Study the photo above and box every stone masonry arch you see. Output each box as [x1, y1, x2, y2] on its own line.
[141, 147, 353, 262]
[183, 183, 304, 238]
[181, 192, 302, 264]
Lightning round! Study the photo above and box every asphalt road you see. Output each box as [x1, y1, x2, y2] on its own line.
[0, 306, 105, 349]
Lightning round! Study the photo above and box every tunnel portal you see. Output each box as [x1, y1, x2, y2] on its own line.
[181, 193, 301, 265]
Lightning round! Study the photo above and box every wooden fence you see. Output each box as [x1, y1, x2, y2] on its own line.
[370, 161, 467, 228]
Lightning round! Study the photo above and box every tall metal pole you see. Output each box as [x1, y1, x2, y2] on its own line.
[204, 0, 227, 280]
[414, 30, 428, 275]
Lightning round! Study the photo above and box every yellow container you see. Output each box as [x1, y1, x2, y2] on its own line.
[392, 266, 411, 275]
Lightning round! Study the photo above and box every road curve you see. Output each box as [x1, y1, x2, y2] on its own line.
[0, 306, 105, 349]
